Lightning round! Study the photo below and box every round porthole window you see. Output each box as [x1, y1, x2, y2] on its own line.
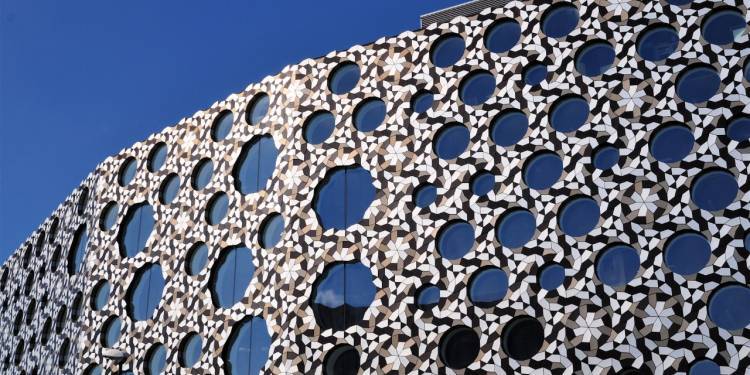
[328, 62, 361, 94]
[324, 344, 360, 375]
[458, 70, 496, 106]
[430, 33, 465, 68]
[211, 110, 234, 141]
[501, 316, 544, 360]
[636, 24, 679, 62]
[439, 326, 479, 369]
[484, 18, 521, 53]
[436, 220, 475, 260]
[541, 3, 579, 38]
[558, 195, 600, 237]
[433, 123, 470, 160]
[303, 110, 336, 145]
[246, 93, 270, 125]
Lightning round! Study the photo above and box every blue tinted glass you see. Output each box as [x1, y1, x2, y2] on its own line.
[666, 0, 692, 5]
[637, 25, 679, 62]
[234, 135, 279, 194]
[469, 267, 508, 307]
[431, 34, 465, 67]
[120, 203, 155, 257]
[496, 209, 536, 249]
[129, 264, 165, 321]
[70, 226, 88, 274]
[745, 232, 750, 252]
[411, 90, 434, 114]
[329, 62, 360, 94]
[212, 247, 255, 308]
[459, 71, 495, 105]
[592, 145, 619, 170]
[539, 263, 565, 291]
[314, 166, 376, 230]
[325, 344, 361, 374]
[86, 366, 103, 375]
[437, 220, 475, 260]
[745, 60, 750, 81]
[247, 94, 269, 125]
[187, 243, 208, 276]
[664, 231, 711, 275]
[414, 183, 437, 208]
[303, 111, 335, 144]
[100, 202, 118, 231]
[689, 359, 720, 375]
[470, 171, 495, 197]
[541, 3, 579, 38]
[558, 196, 599, 237]
[354, 98, 386, 132]
[708, 284, 750, 330]
[434, 123, 470, 160]
[207, 192, 229, 225]
[549, 95, 589, 133]
[575, 41, 615, 76]
[523, 152, 563, 190]
[523, 63, 548, 86]
[596, 245, 640, 287]
[212, 111, 234, 141]
[312, 262, 377, 331]
[485, 19, 521, 53]
[491, 110, 528, 147]
[147, 344, 166, 375]
[92, 281, 111, 310]
[102, 317, 122, 347]
[181, 333, 202, 367]
[120, 157, 137, 186]
[727, 116, 750, 142]
[691, 169, 738, 211]
[148, 143, 168, 172]
[226, 317, 272, 375]
[192, 159, 214, 190]
[260, 214, 284, 249]
[650, 123, 694, 163]
[677, 65, 720, 104]
[160, 174, 180, 204]
[702, 8, 746, 45]
[416, 284, 440, 309]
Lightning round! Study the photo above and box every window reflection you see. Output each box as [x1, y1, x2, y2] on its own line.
[127, 263, 165, 321]
[211, 246, 255, 308]
[225, 316, 272, 375]
[233, 135, 279, 194]
[68, 225, 88, 275]
[313, 165, 376, 230]
[118, 203, 155, 258]
[311, 261, 376, 331]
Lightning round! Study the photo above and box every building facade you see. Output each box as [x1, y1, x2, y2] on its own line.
[2, 0, 750, 373]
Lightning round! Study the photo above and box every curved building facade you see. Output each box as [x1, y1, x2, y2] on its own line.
[2, 0, 750, 373]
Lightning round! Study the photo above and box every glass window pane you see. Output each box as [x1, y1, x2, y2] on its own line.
[495, 208, 536, 249]
[353, 98, 386, 132]
[523, 151, 563, 190]
[211, 110, 234, 141]
[328, 62, 361, 94]
[458, 70, 495, 106]
[433, 123, 470, 160]
[595, 244, 640, 287]
[246, 93, 270, 125]
[575, 40, 615, 77]
[636, 24, 679, 62]
[160, 173, 181, 204]
[430, 34, 465, 68]
[148, 142, 168, 172]
[541, 3, 579, 38]
[128, 264, 166, 321]
[68, 225, 88, 275]
[311, 262, 376, 331]
[468, 267, 508, 307]
[439, 326, 479, 370]
[146, 343, 166, 375]
[226, 317, 272, 375]
[501, 316, 544, 360]
[649, 123, 694, 163]
[690, 169, 738, 211]
[437, 220, 475, 260]
[558, 196, 600, 237]
[118, 203, 155, 257]
[233, 135, 279, 194]
[206, 192, 229, 225]
[192, 159, 214, 190]
[549, 95, 589, 133]
[676, 65, 720, 104]
[259, 214, 284, 249]
[180, 333, 202, 368]
[484, 19, 521, 53]
[211, 247, 255, 308]
[313, 165, 376, 230]
[701, 8, 746, 45]
[119, 157, 137, 187]
[303, 111, 336, 145]
[187, 243, 209, 276]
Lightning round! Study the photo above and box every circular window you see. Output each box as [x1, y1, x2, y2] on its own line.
[147, 142, 168, 172]
[55, 305, 67, 334]
[192, 158, 214, 190]
[666, 0, 692, 5]
[470, 171, 495, 197]
[50, 245, 61, 272]
[58, 338, 70, 368]
[541, 3, 579, 38]
[24, 272, 34, 296]
[22, 244, 32, 268]
[745, 232, 750, 252]
[206, 192, 229, 225]
[48, 217, 59, 243]
[496, 208, 536, 249]
[490, 109, 528, 147]
[313, 165, 376, 230]
[101, 316, 122, 347]
[25, 299, 36, 325]
[726, 116, 750, 142]
[437, 220, 475, 260]
[523, 151, 563, 190]
[689, 359, 720, 375]
[413, 183, 438, 208]
[433, 123, 470, 160]
[233, 135, 279, 194]
[502, 316, 544, 360]
[35, 232, 45, 256]
[523, 63, 548, 86]
[186, 242, 209, 276]
[459, 70, 496, 105]
[311, 262, 377, 331]
[246, 93, 270, 125]
[469, 267, 509, 307]
[224, 316, 272, 375]
[99, 202, 118, 231]
[596, 244, 640, 287]
[40, 318, 52, 345]
[91, 280, 111, 311]
[324, 344, 360, 375]
[411, 90, 434, 113]
[549, 94, 589, 133]
[259, 213, 284, 249]
[85, 365, 103, 375]
[575, 40, 615, 77]
[745, 60, 750, 81]
[118, 203, 155, 258]
[539, 263, 566, 291]
[119, 157, 137, 186]
[211, 110, 234, 141]
[708, 283, 750, 330]
[14, 340, 24, 365]
[210, 246, 255, 308]
[13, 311, 23, 335]
[145, 343, 167, 375]
[68, 225, 88, 275]
[636, 24, 679, 62]
[179, 333, 202, 368]
[159, 173, 180, 204]
[439, 326, 479, 369]
[664, 231, 711, 276]
[649, 123, 694, 163]
[690, 169, 738, 211]
[558, 196, 600, 237]
[328, 62, 360, 94]
[127, 263, 166, 321]
[702, 7, 746, 45]
[353, 98, 386, 132]
[415, 284, 441, 310]
[485, 19, 521, 53]
[676, 65, 720, 104]
[430, 34, 465, 68]
[303, 110, 336, 145]
[592, 144, 620, 170]
[78, 186, 89, 215]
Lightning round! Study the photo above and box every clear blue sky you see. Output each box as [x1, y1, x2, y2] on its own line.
[0, 0, 466, 262]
